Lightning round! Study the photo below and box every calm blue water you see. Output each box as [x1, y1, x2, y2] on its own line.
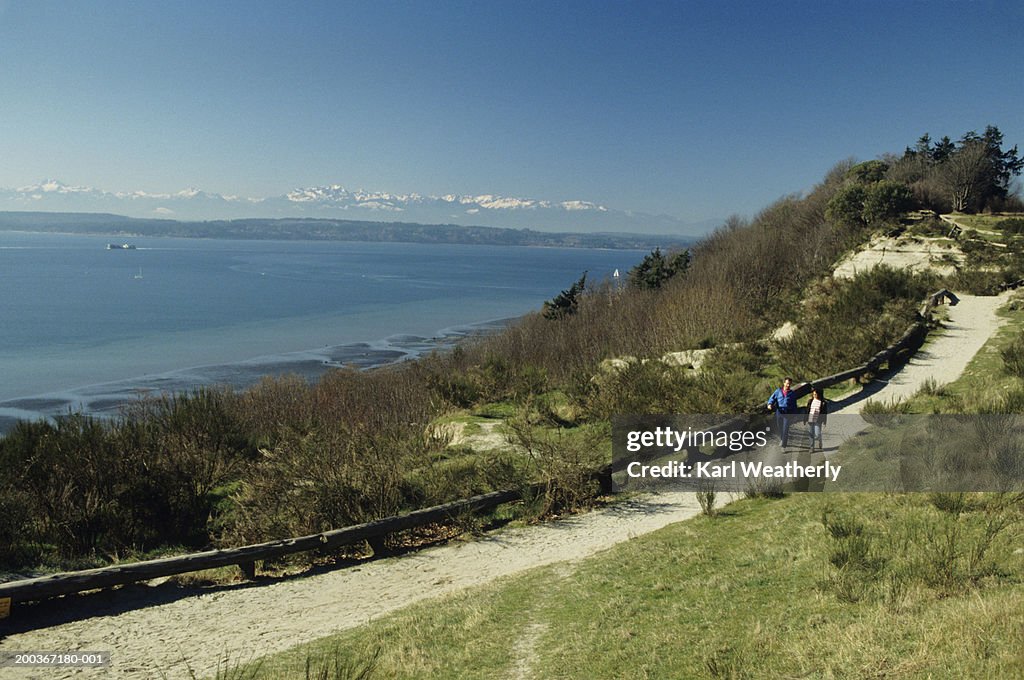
[0, 232, 640, 429]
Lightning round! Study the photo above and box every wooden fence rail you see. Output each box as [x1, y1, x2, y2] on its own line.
[794, 288, 951, 395]
[0, 484, 545, 605]
[0, 291, 957, 610]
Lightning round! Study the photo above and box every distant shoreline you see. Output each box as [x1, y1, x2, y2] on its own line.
[0, 228, 639, 254]
[0, 210, 690, 251]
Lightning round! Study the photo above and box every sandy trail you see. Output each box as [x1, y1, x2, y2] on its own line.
[0, 495, 711, 679]
[0, 294, 1010, 679]
[834, 292, 1010, 412]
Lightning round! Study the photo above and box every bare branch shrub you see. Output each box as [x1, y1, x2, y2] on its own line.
[506, 414, 608, 519]
[218, 426, 444, 551]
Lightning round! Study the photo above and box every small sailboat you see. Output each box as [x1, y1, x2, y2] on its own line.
[133, 267, 144, 280]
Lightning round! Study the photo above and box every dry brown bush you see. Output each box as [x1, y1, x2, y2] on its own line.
[218, 426, 445, 549]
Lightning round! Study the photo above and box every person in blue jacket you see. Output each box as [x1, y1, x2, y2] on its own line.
[767, 377, 798, 447]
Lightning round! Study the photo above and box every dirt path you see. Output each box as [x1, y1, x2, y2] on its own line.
[0, 294, 1011, 680]
[833, 292, 1010, 412]
[0, 495, 711, 679]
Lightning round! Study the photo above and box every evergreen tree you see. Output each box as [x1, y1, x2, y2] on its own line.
[627, 248, 690, 290]
[542, 272, 587, 319]
[980, 125, 1024, 204]
[931, 136, 955, 163]
[906, 125, 1022, 212]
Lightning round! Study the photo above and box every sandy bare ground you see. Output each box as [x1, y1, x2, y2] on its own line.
[0, 294, 1011, 679]
[832, 234, 963, 279]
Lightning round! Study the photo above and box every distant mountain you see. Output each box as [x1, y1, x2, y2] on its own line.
[2, 180, 254, 222]
[0, 211, 692, 251]
[0, 180, 716, 236]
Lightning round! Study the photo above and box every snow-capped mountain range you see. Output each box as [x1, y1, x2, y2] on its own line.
[1, 180, 712, 235]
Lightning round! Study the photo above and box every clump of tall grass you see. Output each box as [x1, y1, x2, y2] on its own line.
[696, 481, 718, 517]
[821, 510, 886, 574]
[860, 397, 913, 419]
[999, 331, 1024, 378]
[187, 646, 380, 680]
[914, 376, 946, 397]
[704, 643, 754, 680]
[303, 646, 380, 680]
[743, 477, 785, 499]
[820, 494, 1022, 603]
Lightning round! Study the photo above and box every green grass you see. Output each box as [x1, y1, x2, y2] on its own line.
[945, 213, 1024, 232]
[431, 399, 524, 424]
[224, 493, 1024, 679]
[470, 401, 519, 419]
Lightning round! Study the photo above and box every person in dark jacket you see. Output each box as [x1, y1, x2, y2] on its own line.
[805, 384, 829, 452]
[767, 377, 797, 447]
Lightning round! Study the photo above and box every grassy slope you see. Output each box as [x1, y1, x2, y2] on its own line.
[238, 492, 1023, 679]
[944, 213, 1023, 232]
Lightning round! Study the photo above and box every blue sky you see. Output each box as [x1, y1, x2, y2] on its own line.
[0, 0, 1021, 225]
